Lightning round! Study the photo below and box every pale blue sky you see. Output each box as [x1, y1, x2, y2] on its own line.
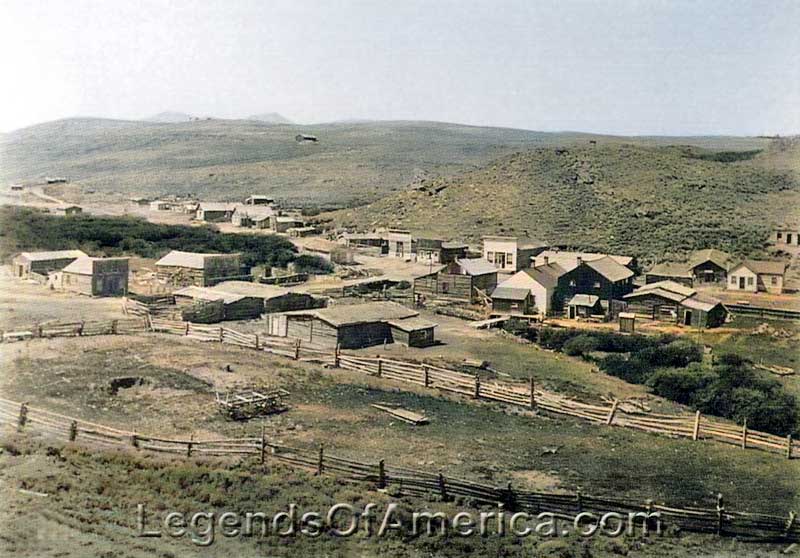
[1, 0, 798, 135]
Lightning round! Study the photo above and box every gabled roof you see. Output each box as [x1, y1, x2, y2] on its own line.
[284, 301, 418, 327]
[155, 250, 239, 269]
[646, 262, 693, 278]
[521, 262, 567, 289]
[688, 249, 731, 270]
[731, 259, 787, 276]
[209, 281, 290, 299]
[198, 202, 237, 212]
[233, 205, 274, 220]
[441, 241, 468, 250]
[482, 236, 547, 250]
[174, 286, 247, 305]
[633, 280, 696, 298]
[568, 294, 601, 307]
[455, 258, 497, 276]
[585, 256, 634, 282]
[17, 249, 87, 262]
[536, 250, 634, 270]
[61, 256, 128, 275]
[275, 215, 304, 223]
[387, 316, 438, 332]
[491, 287, 531, 301]
[681, 294, 724, 312]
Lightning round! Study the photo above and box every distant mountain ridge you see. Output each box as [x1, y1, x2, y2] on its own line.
[143, 111, 196, 123]
[246, 113, 293, 124]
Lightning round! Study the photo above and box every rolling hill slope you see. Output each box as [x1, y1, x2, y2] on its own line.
[331, 140, 800, 264]
[0, 117, 771, 208]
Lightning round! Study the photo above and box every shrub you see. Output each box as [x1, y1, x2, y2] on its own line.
[647, 365, 714, 405]
[537, 327, 581, 351]
[562, 334, 600, 357]
[598, 355, 650, 384]
[290, 254, 333, 274]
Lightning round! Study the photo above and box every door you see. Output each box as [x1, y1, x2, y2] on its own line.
[495, 253, 506, 269]
[739, 277, 745, 289]
[684, 311, 692, 326]
[569, 305, 576, 319]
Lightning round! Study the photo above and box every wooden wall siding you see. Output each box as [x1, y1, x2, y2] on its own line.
[692, 262, 727, 283]
[492, 298, 532, 315]
[558, 266, 633, 303]
[62, 272, 93, 296]
[285, 316, 341, 348]
[29, 257, 80, 275]
[223, 298, 264, 321]
[625, 294, 680, 320]
[681, 305, 727, 329]
[156, 266, 207, 287]
[263, 293, 324, 314]
[407, 327, 436, 347]
[645, 274, 693, 287]
[390, 327, 411, 347]
[414, 273, 474, 302]
[338, 322, 392, 350]
[182, 300, 225, 323]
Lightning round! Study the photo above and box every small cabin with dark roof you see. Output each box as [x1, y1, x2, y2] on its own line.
[491, 286, 534, 316]
[688, 249, 731, 284]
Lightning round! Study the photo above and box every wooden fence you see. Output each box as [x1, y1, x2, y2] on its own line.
[0, 397, 796, 543]
[3, 316, 798, 460]
[0, 318, 148, 343]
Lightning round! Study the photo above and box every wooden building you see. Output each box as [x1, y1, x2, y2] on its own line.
[274, 215, 305, 233]
[301, 238, 355, 265]
[244, 195, 275, 206]
[196, 202, 237, 222]
[343, 232, 387, 254]
[231, 205, 274, 229]
[645, 262, 694, 287]
[174, 286, 264, 322]
[490, 287, 534, 316]
[482, 236, 548, 273]
[55, 257, 129, 296]
[272, 301, 436, 349]
[567, 294, 604, 318]
[532, 250, 636, 272]
[155, 250, 249, 287]
[622, 280, 728, 328]
[416, 238, 468, 265]
[413, 258, 497, 304]
[770, 222, 799, 249]
[52, 205, 83, 216]
[210, 281, 326, 313]
[12, 250, 88, 279]
[727, 260, 787, 294]
[688, 249, 731, 284]
[491, 260, 566, 315]
[557, 256, 635, 313]
[149, 200, 174, 211]
[387, 229, 414, 259]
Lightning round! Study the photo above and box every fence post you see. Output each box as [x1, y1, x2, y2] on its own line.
[692, 410, 701, 441]
[317, 445, 324, 475]
[295, 340, 301, 360]
[786, 511, 797, 538]
[334, 344, 340, 367]
[438, 472, 448, 501]
[605, 399, 619, 425]
[260, 426, 267, 465]
[130, 434, 139, 448]
[186, 434, 193, 458]
[376, 356, 382, 378]
[423, 365, 430, 388]
[506, 481, 516, 509]
[78, 321, 85, 336]
[741, 419, 747, 450]
[716, 493, 725, 536]
[68, 420, 78, 441]
[255, 334, 260, 351]
[576, 487, 583, 512]
[185, 322, 190, 336]
[219, 327, 224, 342]
[17, 403, 28, 431]
[111, 320, 118, 334]
[37, 324, 43, 338]
[378, 459, 386, 489]
[474, 375, 480, 399]
[529, 376, 536, 410]
[788, 435, 794, 459]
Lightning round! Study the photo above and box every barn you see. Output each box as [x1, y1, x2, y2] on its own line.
[273, 301, 437, 349]
[413, 258, 498, 304]
[55, 257, 129, 296]
[12, 250, 88, 279]
[210, 281, 326, 313]
[155, 251, 249, 287]
[174, 286, 265, 322]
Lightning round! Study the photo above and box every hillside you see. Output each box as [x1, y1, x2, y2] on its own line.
[246, 112, 293, 124]
[142, 111, 196, 122]
[331, 140, 800, 264]
[0, 117, 771, 208]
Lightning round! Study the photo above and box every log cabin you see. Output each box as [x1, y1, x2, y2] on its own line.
[155, 251, 250, 287]
[413, 258, 498, 304]
[12, 250, 88, 279]
[53, 257, 129, 296]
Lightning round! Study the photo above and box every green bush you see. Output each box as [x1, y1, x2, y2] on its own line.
[291, 254, 333, 274]
[562, 334, 600, 357]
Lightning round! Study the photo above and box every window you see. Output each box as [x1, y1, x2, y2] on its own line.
[569, 279, 576, 287]
[731, 276, 737, 284]
[506, 253, 514, 267]
[788, 234, 794, 244]
[777, 232, 783, 239]
[594, 281, 601, 288]
[771, 276, 778, 285]
[486, 251, 494, 263]
[747, 276, 754, 286]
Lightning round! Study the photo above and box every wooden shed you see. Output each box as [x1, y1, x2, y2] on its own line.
[567, 294, 604, 318]
[155, 251, 250, 287]
[680, 296, 728, 329]
[491, 286, 534, 316]
[645, 262, 694, 287]
[12, 249, 88, 279]
[688, 249, 731, 284]
[174, 286, 265, 322]
[56, 257, 129, 296]
[622, 281, 695, 321]
[274, 301, 436, 349]
[210, 281, 326, 313]
[413, 258, 498, 304]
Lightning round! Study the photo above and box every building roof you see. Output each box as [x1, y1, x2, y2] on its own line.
[61, 256, 128, 275]
[633, 280, 696, 298]
[302, 238, 340, 253]
[441, 241, 468, 250]
[585, 256, 635, 282]
[482, 236, 547, 250]
[455, 258, 497, 276]
[344, 232, 386, 241]
[521, 262, 567, 289]
[234, 205, 274, 221]
[568, 294, 600, 307]
[688, 249, 731, 271]
[491, 287, 531, 301]
[275, 215, 304, 223]
[535, 250, 634, 270]
[198, 202, 237, 212]
[155, 250, 238, 269]
[646, 262, 693, 278]
[174, 286, 247, 305]
[17, 249, 88, 262]
[284, 301, 418, 327]
[732, 259, 787, 276]
[209, 281, 290, 299]
[386, 316, 438, 332]
[681, 294, 724, 312]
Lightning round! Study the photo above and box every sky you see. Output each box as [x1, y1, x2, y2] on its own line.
[1, 0, 798, 135]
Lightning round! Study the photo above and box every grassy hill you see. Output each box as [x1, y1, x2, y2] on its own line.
[330, 139, 800, 264]
[0, 117, 771, 209]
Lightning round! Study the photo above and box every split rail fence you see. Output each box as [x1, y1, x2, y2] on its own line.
[2, 316, 798, 461]
[0, 397, 796, 542]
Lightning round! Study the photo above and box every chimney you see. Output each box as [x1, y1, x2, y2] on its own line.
[543, 256, 549, 266]
[576, 256, 583, 266]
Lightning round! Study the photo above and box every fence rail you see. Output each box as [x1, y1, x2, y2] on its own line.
[0, 398, 796, 543]
[726, 304, 800, 322]
[2, 317, 798, 460]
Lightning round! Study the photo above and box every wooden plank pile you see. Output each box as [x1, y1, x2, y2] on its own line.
[215, 389, 290, 421]
[371, 404, 429, 425]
